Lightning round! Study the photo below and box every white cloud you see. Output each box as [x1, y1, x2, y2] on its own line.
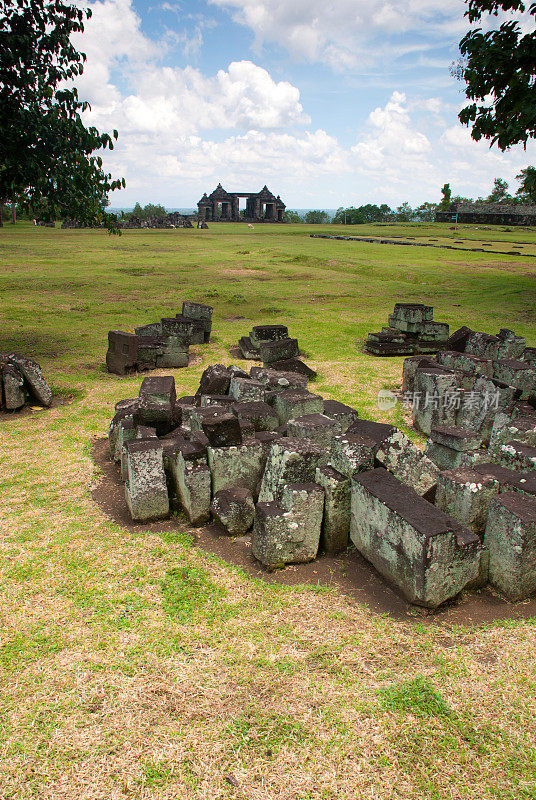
[209, 0, 468, 70]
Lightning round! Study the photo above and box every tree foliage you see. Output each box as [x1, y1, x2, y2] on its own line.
[515, 166, 536, 201]
[486, 177, 511, 201]
[0, 0, 125, 229]
[125, 202, 167, 221]
[439, 184, 452, 210]
[457, 0, 536, 149]
[303, 210, 329, 224]
[332, 204, 392, 224]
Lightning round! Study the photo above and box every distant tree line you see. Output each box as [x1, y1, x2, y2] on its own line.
[121, 202, 167, 221]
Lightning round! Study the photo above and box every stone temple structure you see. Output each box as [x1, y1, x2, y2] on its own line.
[197, 184, 286, 223]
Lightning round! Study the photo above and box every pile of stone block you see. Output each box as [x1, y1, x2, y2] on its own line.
[106, 300, 213, 375]
[237, 324, 316, 377]
[108, 358, 497, 610]
[0, 354, 53, 411]
[365, 303, 449, 356]
[395, 325, 536, 602]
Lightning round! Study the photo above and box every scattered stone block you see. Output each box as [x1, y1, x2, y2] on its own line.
[329, 433, 376, 478]
[258, 437, 325, 502]
[413, 366, 458, 434]
[108, 404, 138, 457]
[273, 389, 324, 424]
[351, 468, 481, 608]
[250, 324, 289, 348]
[323, 399, 359, 433]
[419, 321, 449, 342]
[125, 440, 169, 521]
[182, 300, 213, 342]
[208, 439, 265, 498]
[435, 467, 500, 538]
[201, 413, 243, 447]
[113, 417, 136, 462]
[499, 441, 536, 472]
[444, 326, 473, 352]
[238, 336, 259, 360]
[175, 313, 204, 344]
[260, 338, 299, 364]
[8, 355, 53, 407]
[189, 405, 229, 431]
[211, 488, 255, 535]
[492, 359, 536, 399]
[2, 364, 25, 410]
[135, 322, 162, 338]
[484, 492, 536, 601]
[489, 414, 536, 456]
[228, 364, 250, 380]
[315, 465, 351, 554]
[402, 356, 438, 394]
[232, 400, 279, 431]
[229, 376, 266, 402]
[375, 428, 440, 496]
[171, 451, 211, 524]
[465, 331, 502, 360]
[287, 413, 342, 447]
[196, 364, 231, 397]
[250, 367, 307, 391]
[436, 350, 493, 377]
[269, 358, 317, 379]
[430, 425, 482, 452]
[160, 317, 193, 345]
[252, 482, 324, 569]
[496, 329, 526, 359]
[106, 331, 139, 375]
[424, 441, 489, 472]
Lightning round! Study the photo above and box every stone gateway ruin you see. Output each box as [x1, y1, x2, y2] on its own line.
[197, 184, 286, 223]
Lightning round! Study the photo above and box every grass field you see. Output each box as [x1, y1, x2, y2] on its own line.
[1, 220, 536, 799]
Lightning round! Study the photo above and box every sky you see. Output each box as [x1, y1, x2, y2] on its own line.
[70, 0, 536, 209]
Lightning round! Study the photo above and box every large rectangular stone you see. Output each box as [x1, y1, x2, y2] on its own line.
[484, 492, 536, 601]
[258, 437, 325, 502]
[252, 482, 324, 569]
[499, 440, 536, 472]
[492, 359, 536, 400]
[231, 400, 279, 431]
[375, 429, 440, 496]
[435, 467, 500, 538]
[249, 324, 289, 347]
[125, 440, 169, 522]
[315, 465, 351, 554]
[208, 439, 265, 499]
[106, 331, 139, 375]
[182, 301, 213, 342]
[323, 399, 359, 433]
[351, 468, 481, 608]
[229, 376, 266, 402]
[273, 389, 324, 424]
[287, 413, 341, 447]
[8, 355, 52, 407]
[171, 453, 211, 525]
[329, 433, 376, 478]
[436, 350, 493, 378]
[2, 364, 25, 409]
[260, 338, 299, 364]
